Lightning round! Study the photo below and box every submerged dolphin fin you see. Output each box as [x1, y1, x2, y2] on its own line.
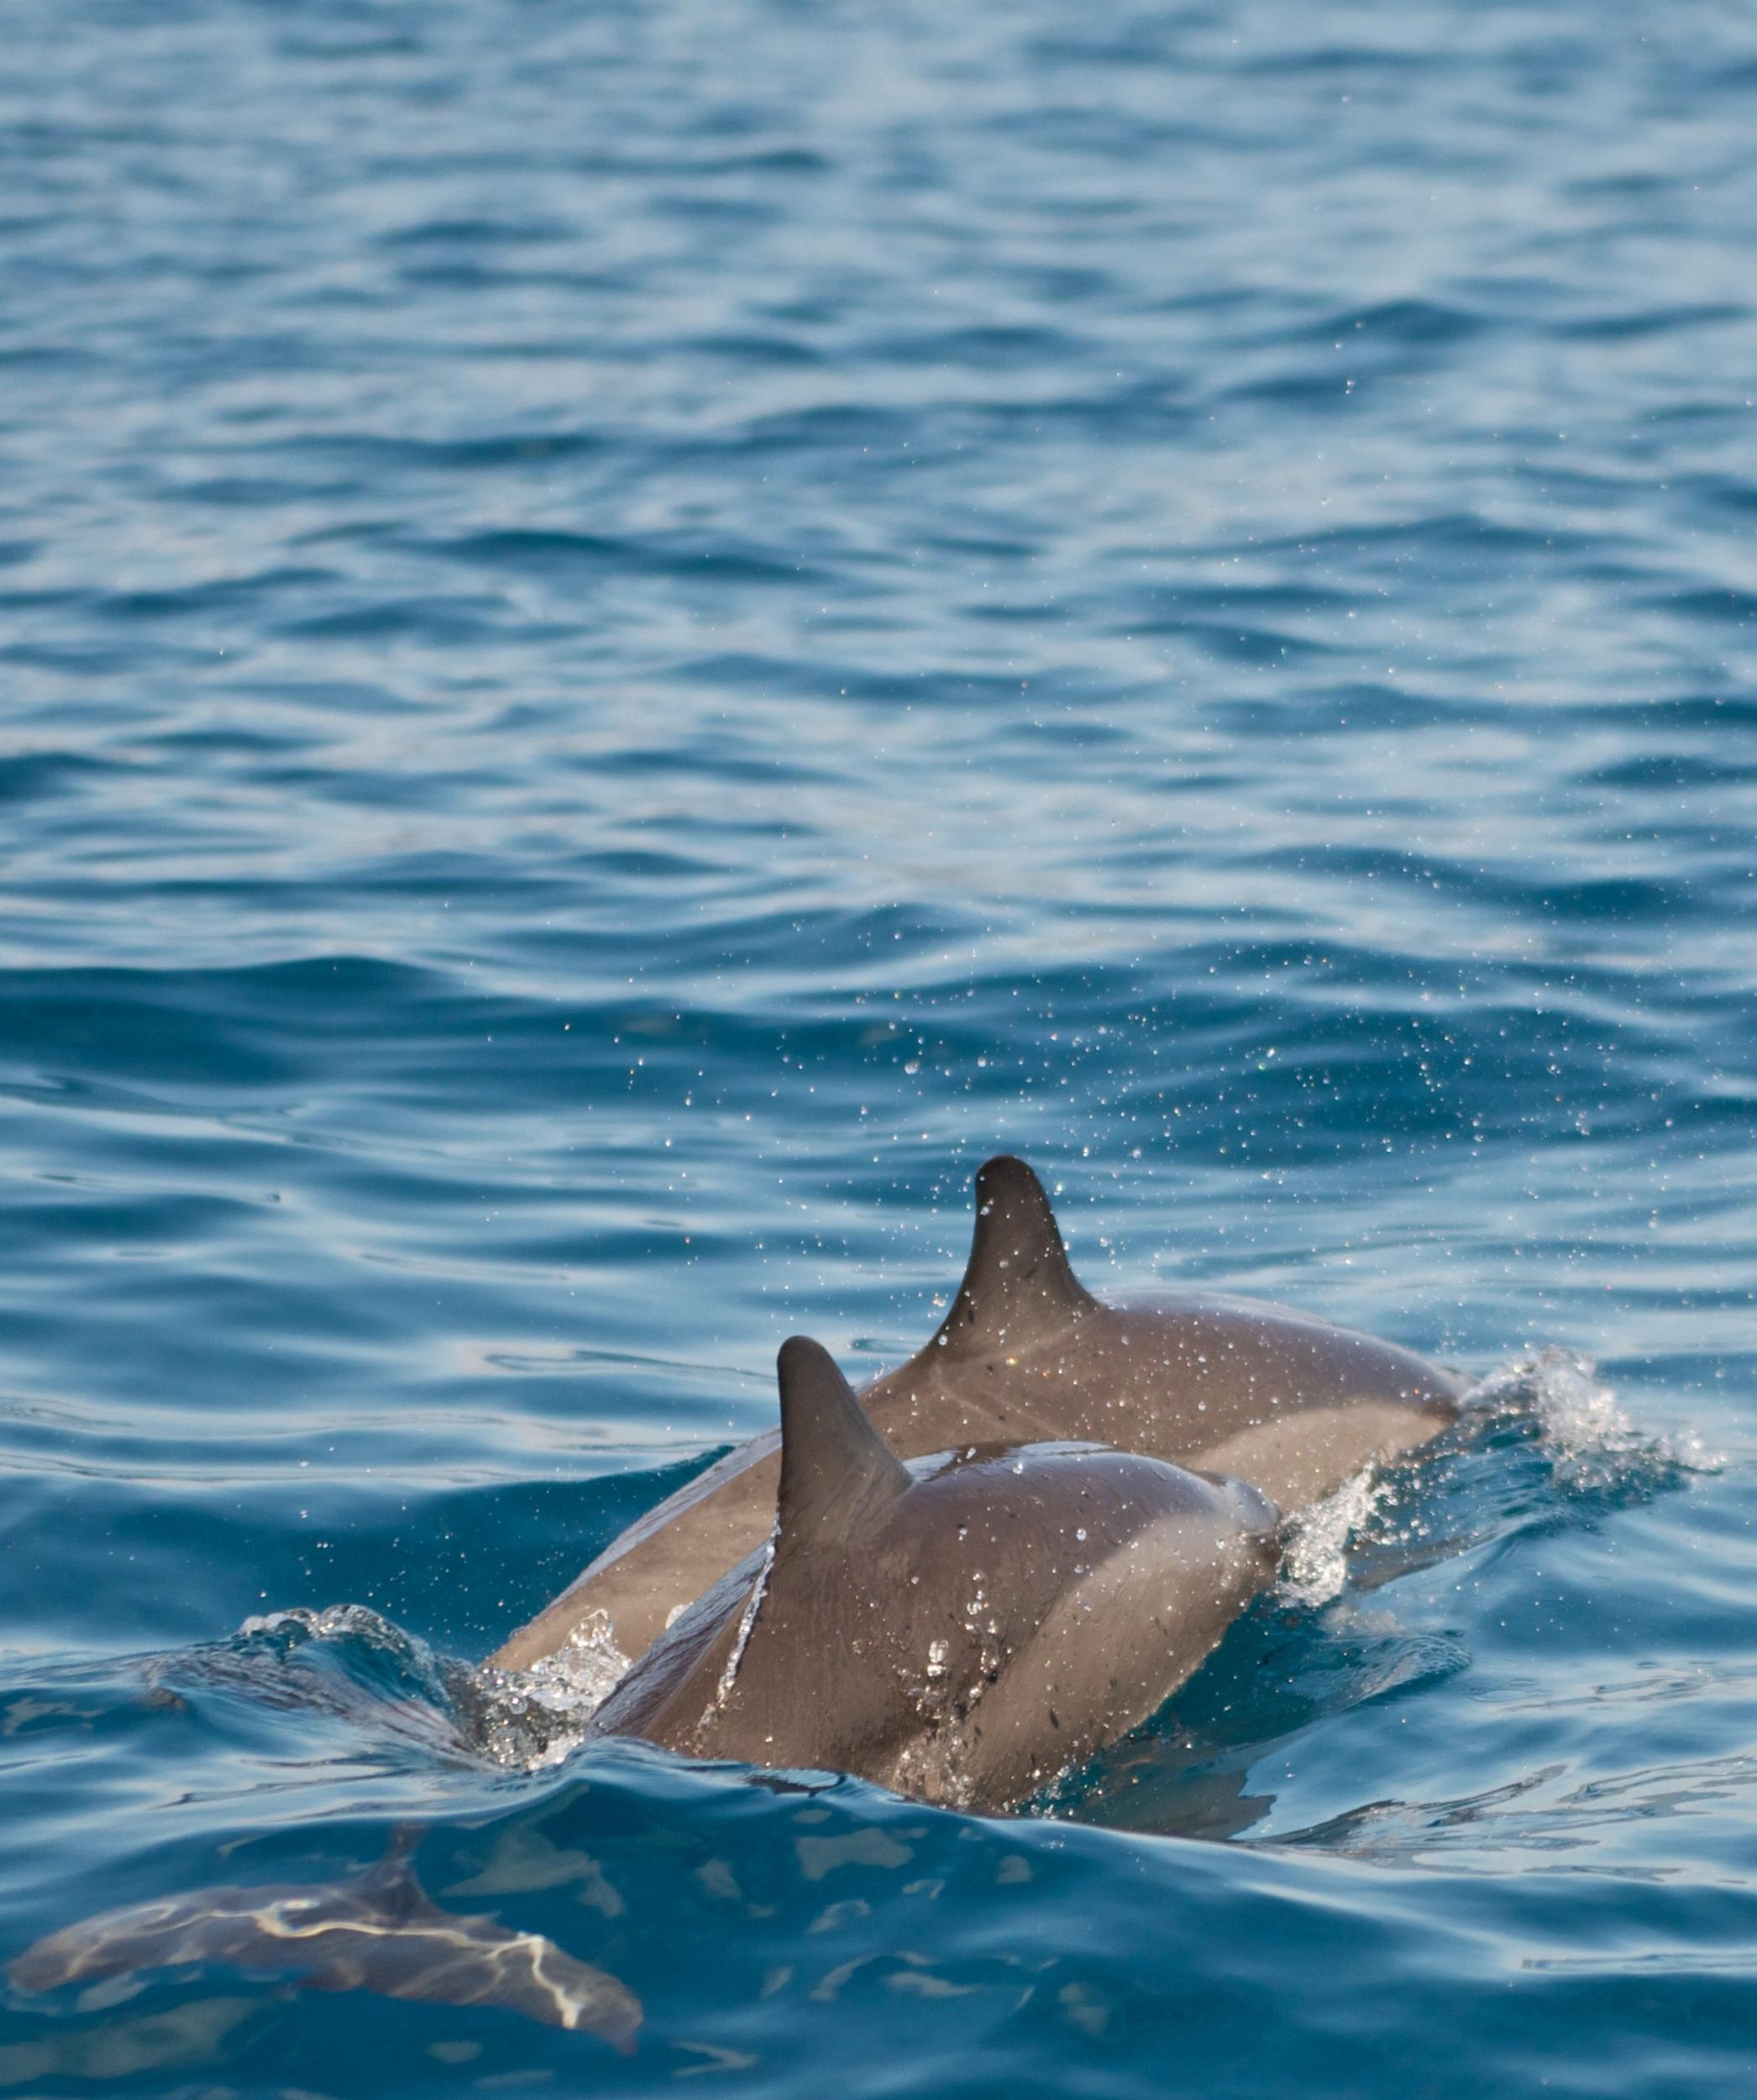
[775, 1336, 909, 1550]
[932, 1154, 1094, 1356]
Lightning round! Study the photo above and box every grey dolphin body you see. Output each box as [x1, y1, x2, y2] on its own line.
[587, 1338, 1283, 1811]
[12, 1345, 1279, 2028]
[496, 1156, 1466, 1672]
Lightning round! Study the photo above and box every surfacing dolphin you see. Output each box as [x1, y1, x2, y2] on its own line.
[496, 1155, 1466, 1672]
[586, 1337, 1283, 1810]
[12, 1342, 1280, 2026]
[11, 1161, 1456, 2030]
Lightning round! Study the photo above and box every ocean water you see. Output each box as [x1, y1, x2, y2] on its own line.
[3, 0, 1756, 2090]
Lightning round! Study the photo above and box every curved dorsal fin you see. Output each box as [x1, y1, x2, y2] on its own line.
[775, 1336, 909, 1551]
[931, 1155, 1094, 1356]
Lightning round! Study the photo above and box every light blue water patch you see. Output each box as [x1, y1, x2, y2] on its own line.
[3, 0, 1755, 2092]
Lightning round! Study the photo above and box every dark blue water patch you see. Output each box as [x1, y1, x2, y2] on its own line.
[0, 752, 113, 806]
[88, 570, 338, 624]
[1645, 587, 1757, 626]
[278, 429, 609, 477]
[274, 595, 509, 642]
[0, 1455, 721, 1656]
[681, 331, 827, 369]
[424, 527, 831, 589]
[376, 218, 575, 251]
[1552, 301, 1750, 342]
[0, 958, 436, 1093]
[1292, 298, 1488, 349]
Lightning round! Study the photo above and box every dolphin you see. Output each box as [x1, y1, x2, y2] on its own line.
[495, 1155, 1466, 1672]
[586, 1337, 1283, 1811]
[8, 1324, 1286, 2027]
[11, 1163, 1455, 2029]
[8, 1831, 642, 2050]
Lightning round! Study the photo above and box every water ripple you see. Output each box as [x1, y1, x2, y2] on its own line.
[3, 0, 1756, 2092]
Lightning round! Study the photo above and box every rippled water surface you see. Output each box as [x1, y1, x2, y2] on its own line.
[4, 0, 1756, 2092]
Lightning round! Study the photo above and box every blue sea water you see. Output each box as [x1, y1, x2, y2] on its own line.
[3, 0, 1756, 2089]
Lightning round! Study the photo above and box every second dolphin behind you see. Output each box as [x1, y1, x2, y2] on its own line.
[497, 1155, 1466, 1672]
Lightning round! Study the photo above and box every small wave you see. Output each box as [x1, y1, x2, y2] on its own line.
[237, 1601, 428, 1651]
[1462, 1347, 1718, 1489]
[1276, 1349, 1709, 1610]
[228, 1604, 454, 1706]
[192, 1603, 636, 1774]
[204, 1604, 460, 1740]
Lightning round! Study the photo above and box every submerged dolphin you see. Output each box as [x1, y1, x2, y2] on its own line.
[9, 1832, 641, 2049]
[587, 1337, 1282, 1810]
[496, 1155, 1466, 1672]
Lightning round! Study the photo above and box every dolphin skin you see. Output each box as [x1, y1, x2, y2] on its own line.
[587, 1338, 1283, 1811]
[496, 1155, 1466, 1672]
[8, 1835, 642, 2050]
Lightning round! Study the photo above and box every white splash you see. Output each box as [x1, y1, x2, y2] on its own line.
[1277, 1467, 1385, 1608]
[467, 1612, 632, 1771]
[1463, 1347, 1717, 1487]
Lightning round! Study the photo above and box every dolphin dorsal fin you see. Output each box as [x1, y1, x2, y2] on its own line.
[774, 1336, 910, 1551]
[931, 1155, 1094, 1356]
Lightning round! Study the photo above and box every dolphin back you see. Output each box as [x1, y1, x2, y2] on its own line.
[590, 1341, 1284, 1810]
